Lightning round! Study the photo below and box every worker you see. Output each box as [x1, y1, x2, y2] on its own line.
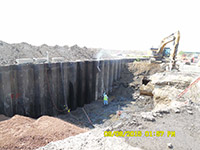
[103, 92, 108, 105]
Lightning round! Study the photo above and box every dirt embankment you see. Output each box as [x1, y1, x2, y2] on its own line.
[112, 61, 163, 99]
[0, 115, 86, 150]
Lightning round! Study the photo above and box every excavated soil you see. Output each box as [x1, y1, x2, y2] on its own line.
[0, 41, 101, 66]
[0, 115, 86, 150]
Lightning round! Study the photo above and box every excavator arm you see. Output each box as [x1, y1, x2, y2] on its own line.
[157, 34, 176, 56]
[171, 31, 180, 62]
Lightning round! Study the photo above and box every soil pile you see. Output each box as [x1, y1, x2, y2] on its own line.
[0, 41, 101, 66]
[0, 115, 86, 150]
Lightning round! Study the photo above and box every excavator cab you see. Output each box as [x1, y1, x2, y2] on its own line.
[150, 47, 170, 61]
[163, 47, 171, 57]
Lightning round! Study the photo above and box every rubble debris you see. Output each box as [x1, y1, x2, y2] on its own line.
[152, 112, 157, 117]
[187, 110, 193, 115]
[174, 108, 181, 113]
[187, 106, 192, 111]
[141, 112, 155, 121]
[167, 143, 173, 149]
[155, 108, 170, 114]
[139, 82, 154, 96]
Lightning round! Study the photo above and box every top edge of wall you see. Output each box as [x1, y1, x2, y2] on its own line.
[0, 57, 149, 68]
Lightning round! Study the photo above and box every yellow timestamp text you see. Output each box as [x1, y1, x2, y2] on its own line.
[104, 131, 175, 137]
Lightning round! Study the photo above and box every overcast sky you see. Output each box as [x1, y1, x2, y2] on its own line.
[0, 0, 199, 52]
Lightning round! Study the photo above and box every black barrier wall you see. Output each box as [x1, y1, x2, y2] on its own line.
[0, 58, 146, 118]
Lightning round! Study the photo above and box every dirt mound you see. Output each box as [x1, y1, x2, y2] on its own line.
[0, 41, 102, 66]
[0, 115, 86, 150]
[130, 61, 163, 76]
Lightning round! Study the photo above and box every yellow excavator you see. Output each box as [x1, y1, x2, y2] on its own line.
[150, 31, 180, 69]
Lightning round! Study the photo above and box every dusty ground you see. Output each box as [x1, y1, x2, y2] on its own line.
[38, 104, 200, 150]
[125, 105, 200, 150]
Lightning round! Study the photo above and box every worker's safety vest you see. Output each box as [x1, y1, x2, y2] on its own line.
[104, 95, 108, 101]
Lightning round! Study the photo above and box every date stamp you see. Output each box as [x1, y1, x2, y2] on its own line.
[104, 131, 175, 137]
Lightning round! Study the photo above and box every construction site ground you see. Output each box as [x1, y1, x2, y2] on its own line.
[1, 61, 200, 150]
